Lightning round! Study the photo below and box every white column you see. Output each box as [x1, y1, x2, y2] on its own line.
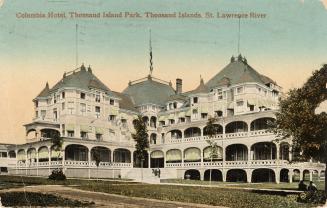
[88, 149, 91, 179]
[289, 170, 293, 183]
[36, 150, 39, 176]
[309, 171, 313, 181]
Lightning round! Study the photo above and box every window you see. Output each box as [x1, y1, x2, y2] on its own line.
[95, 106, 100, 113]
[68, 101, 74, 114]
[249, 105, 255, 111]
[237, 87, 243, 94]
[80, 103, 86, 115]
[173, 102, 177, 109]
[193, 97, 198, 104]
[110, 99, 114, 105]
[62, 102, 65, 110]
[236, 100, 244, 107]
[80, 93, 85, 99]
[201, 113, 208, 119]
[53, 109, 58, 120]
[215, 110, 223, 117]
[179, 117, 185, 123]
[67, 131, 74, 137]
[1, 152, 7, 158]
[41, 110, 46, 120]
[109, 115, 116, 121]
[35, 101, 38, 108]
[53, 95, 57, 103]
[217, 89, 223, 100]
[169, 103, 173, 110]
[96, 134, 103, 141]
[80, 131, 88, 139]
[169, 119, 175, 124]
[62, 92, 65, 99]
[95, 94, 100, 102]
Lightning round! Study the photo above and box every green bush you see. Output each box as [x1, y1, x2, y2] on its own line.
[48, 169, 66, 181]
[0, 192, 94, 207]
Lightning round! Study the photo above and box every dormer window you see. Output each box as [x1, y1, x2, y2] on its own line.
[95, 94, 100, 102]
[217, 88, 223, 100]
[110, 99, 114, 105]
[193, 97, 198, 104]
[35, 101, 38, 108]
[62, 92, 65, 99]
[80, 93, 86, 99]
[173, 102, 177, 109]
[236, 87, 243, 94]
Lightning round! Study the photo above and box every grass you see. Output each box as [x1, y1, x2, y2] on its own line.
[161, 179, 325, 191]
[0, 175, 324, 208]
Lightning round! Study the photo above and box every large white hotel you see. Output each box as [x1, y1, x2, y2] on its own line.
[3, 54, 325, 183]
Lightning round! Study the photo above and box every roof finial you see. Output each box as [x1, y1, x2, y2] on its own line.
[46, 82, 49, 88]
[149, 29, 153, 76]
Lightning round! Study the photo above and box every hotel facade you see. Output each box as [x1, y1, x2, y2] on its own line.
[5, 55, 325, 183]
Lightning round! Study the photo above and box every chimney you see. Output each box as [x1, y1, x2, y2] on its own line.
[176, 78, 182, 94]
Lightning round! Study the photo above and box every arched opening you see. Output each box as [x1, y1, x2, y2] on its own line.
[252, 169, 275, 183]
[114, 148, 131, 163]
[226, 144, 248, 161]
[27, 148, 37, 163]
[184, 127, 201, 138]
[279, 143, 290, 160]
[204, 169, 222, 181]
[65, 144, 88, 161]
[166, 149, 182, 163]
[226, 169, 247, 182]
[320, 171, 325, 180]
[250, 117, 275, 131]
[184, 147, 201, 162]
[142, 116, 149, 126]
[91, 146, 111, 162]
[38, 146, 49, 162]
[303, 169, 310, 181]
[280, 169, 289, 182]
[293, 169, 300, 182]
[51, 145, 62, 161]
[9, 151, 16, 158]
[225, 121, 248, 133]
[312, 170, 319, 181]
[184, 169, 200, 180]
[17, 149, 26, 162]
[150, 116, 157, 128]
[203, 124, 223, 136]
[150, 133, 157, 144]
[26, 129, 37, 140]
[150, 150, 164, 168]
[40, 128, 60, 139]
[133, 151, 148, 168]
[203, 146, 223, 162]
[251, 142, 276, 160]
[168, 130, 182, 140]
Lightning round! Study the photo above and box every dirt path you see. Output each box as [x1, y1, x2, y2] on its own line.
[1, 185, 226, 208]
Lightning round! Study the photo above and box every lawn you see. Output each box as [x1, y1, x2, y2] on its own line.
[161, 179, 325, 191]
[0, 175, 324, 208]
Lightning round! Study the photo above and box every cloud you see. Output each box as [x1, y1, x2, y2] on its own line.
[320, 0, 327, 10]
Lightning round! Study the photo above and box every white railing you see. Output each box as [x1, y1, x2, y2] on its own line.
[250, 160, 277, 166]
[38, 161, 49, 166]
[183, 162, 202, 167]
[225, 132, 248, 139]
[166, 163, 182, 167]
[64, 160, 89, 166]
[203, 161, 223, 166]
[224, 160, 248, 166]
[184, 136, 202, 142]
[249, 130, 273, 136]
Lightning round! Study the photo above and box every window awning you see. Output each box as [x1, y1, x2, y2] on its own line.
[109, 108, 119, 116]
[201, 105, 209, 114]
[17, 151, 26, 161]
[27, 149, 36, 159]
[158, 115, 166, 121]
[38, 147, 49, 159]
[80, 125, 92, 133]
[185, 108, 192, 116]
[95, 127, 104, 134]
[151, 150, 164, 158]
[178, 111, 185, 118]
[184, 148, 201, 161]
[66, 124, 75, 131]
[247, 98, 256, 106]
[166, 149, 182, 161]
[168, 114, 175, 120]
[51, 149, 60, 158]
[227, 102, 234, 109]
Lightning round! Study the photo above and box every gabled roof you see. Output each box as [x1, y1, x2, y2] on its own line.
[122, 76, 176, 106]
[206, 55, 277, 89]
[186, 78, 209, 95]
[166, 94, 188, 102]
[36, 82, 50, 98]
[50, 65, 112, 95]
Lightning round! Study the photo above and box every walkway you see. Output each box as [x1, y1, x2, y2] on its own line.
[1, 185, 226, 208]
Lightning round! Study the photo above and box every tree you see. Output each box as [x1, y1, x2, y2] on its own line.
[51, 134, 63, 165]
[271, 65, 327, 195]
[205, 116, 220, 185]
[132, 116, 149, 182]
[92, 147, 101, 181]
